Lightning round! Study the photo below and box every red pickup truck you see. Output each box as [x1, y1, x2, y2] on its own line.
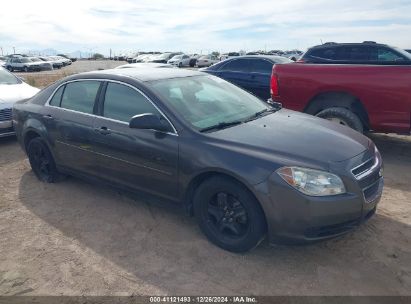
[270, 64, 411, 134]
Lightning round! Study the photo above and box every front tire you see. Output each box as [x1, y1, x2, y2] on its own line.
[27, 138, 61, 183]
[316, 107, 364, 133]
[193, 176, 266, 252]
[23, 66, 29, 72]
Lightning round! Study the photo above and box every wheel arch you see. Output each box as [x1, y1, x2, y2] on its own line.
[304, 91, 370, 130]
[184, 170, 268, 223]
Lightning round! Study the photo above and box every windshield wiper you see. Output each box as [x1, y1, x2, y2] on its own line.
[245, 107, 278, 122]
[199, 120, 243, 133]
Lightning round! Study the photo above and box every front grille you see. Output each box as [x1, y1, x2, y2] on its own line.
[0, 108, 12, 122]
[351, 151, 383, 203]
[352, 158, 374, 176]
[363, 178, 384, 203]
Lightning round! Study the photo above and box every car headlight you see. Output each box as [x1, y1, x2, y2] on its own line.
[277, 167, 346, 196]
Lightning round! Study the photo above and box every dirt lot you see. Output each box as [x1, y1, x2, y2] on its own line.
[0, 133, 410, 296]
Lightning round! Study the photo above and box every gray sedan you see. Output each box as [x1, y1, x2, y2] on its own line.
[13, 68, 383, 252]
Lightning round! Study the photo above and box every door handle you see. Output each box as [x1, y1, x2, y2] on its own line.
[95, 126, 111, 135]
[43, 114, 53, 120]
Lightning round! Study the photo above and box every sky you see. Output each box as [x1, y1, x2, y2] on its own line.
[0, 0, 411, 56]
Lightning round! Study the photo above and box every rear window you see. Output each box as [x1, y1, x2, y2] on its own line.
[250, 59, 273, 73]
[60, 81, 101, 114]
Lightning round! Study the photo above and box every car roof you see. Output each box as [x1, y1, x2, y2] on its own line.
[309, 42, 388, 49]
[78, 67, 204, 82]
[224, 55, 289, 61]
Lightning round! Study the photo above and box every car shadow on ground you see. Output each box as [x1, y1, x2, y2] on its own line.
[18, 167, 411, 295]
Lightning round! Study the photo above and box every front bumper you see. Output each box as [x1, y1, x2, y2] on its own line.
[0, 120, 15, 137]
[253, 148, 383, 244]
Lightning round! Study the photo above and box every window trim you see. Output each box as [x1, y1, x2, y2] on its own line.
[45, 78, 178, 136]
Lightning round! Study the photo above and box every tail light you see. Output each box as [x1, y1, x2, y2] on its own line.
[270, 73, 279, 97]
[296, 58, 305, 63]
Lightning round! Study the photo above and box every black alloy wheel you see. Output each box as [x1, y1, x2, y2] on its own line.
[27, 138, 60, 183]
[207, 192, 249, 238]
[194, 176, 266, 252]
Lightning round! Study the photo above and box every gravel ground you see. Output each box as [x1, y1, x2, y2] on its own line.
[0, 133, 410, 296]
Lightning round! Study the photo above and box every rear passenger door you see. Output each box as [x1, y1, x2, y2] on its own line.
[45, 80, 103, 173]
[217, 59, 252, 92]
[90, 81, 179, 200]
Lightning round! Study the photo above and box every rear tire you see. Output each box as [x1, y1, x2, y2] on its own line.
[7, 66, 13, 72]
[316, 107, 363, 133]
[27, 138, 61, 183]
[193, 176, 266, 252]
[24, 66, 29, 72]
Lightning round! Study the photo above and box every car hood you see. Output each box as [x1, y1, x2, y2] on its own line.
[207, 109, 371, 166]
[0, 82, 40, 104]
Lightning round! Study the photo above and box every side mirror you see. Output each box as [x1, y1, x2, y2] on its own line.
[129, 113, 171, 132]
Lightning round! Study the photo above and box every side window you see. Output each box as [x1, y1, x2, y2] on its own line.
[376, 48, 405, 62]
[49, 85, 65, 106]
[103, 82, 160, 123]
[250, 59, 273, 73]
[337, 46, 370, 61]
[221, 59, 250, 72]
[309, 48, 337, 60]
[60, 81, 101, 114]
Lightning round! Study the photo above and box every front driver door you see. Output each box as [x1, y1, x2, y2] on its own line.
[91, 81, 179, 200]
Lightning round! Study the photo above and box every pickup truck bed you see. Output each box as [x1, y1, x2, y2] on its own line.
[271, 64, 411, 134]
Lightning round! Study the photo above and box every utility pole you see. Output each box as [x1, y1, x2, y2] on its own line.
[0, 47, 3, 56]
[13, 46, 16, 54]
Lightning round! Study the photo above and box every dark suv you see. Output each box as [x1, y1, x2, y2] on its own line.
[299, 42, 411, 65]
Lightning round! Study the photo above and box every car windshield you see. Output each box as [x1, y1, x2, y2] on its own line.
[0, 68, 20, 85]
[21, 58, 30, 63]
[149, 75, 272, 131]
[30, 58, 41, 62]
[172, 55, 183, 59]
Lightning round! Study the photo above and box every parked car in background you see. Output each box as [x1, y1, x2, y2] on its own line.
[271, 62, 411, 134]
[6, 57, 42, 72]
[150, 52, 182, 63]
[0, 57, 7, 68]
[116, 63, 173, 69]
[13, 68, 382, 252]
[56, 55, 72, 66]
[29, 57, 53, 71]
[49, 56, 70, 67]
[283, 50, 303, 61]
[39, 56, 63, 69]
[167, 54, 191, 67]
[0, 67, 39, 137]
[299, 42, 411, 64]
[219, 52, 240, 61]
[58, 54, 77, 62]
[196, 55, 219, 68]
[203, 55, 292, 100]
[405, 49, 411, 54]
[188, 54, 201, 67]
